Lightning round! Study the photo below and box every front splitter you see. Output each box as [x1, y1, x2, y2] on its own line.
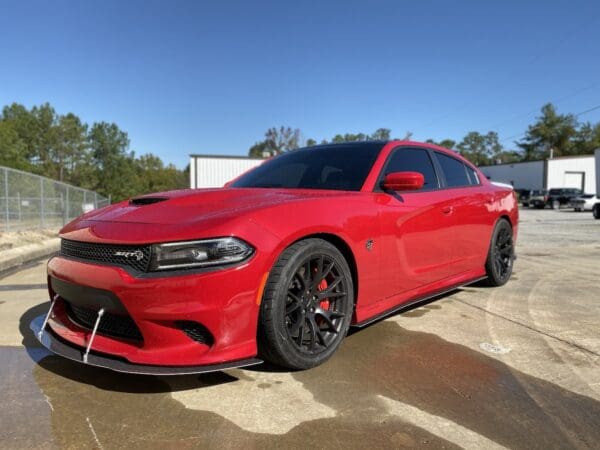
[30, 314, 263, 376]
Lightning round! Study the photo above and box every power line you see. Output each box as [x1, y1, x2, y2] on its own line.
[487, 81, 600, 131]
[499, 102, 600, 144]
[411, 13, 600, 136]
[574, 104, 600, 117]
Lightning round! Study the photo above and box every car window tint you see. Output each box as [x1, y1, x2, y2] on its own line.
[232, 142, 383, 191]
[382, 148, 438, 190]
[252, 162, 307, 187]
[435, 152, 470, 187]
[465, 165, 480, 185]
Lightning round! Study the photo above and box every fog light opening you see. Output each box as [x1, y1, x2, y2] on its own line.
[176, 321, 214, 346]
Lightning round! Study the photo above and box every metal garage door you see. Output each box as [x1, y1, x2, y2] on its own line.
[563, 171, 584, 190]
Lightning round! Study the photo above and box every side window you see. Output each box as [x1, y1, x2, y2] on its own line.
[435, 152, 470, 187]
[465, 165, 480, 185]
[381, 148, 439, 190]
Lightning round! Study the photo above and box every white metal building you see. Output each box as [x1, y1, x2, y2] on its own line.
[479, 155, 597, 193]
[596, 149, 600, 194]
[189, 154, 264, 188]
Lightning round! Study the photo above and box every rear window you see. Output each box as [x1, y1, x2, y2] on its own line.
[435, 152, 470, 187]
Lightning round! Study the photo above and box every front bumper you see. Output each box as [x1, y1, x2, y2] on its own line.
[31, 313, 262, 375]
[44, 254, 268, 369]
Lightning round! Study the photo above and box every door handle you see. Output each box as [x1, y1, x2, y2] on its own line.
[442, 206, 454, 215]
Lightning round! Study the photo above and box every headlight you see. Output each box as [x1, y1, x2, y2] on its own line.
[150, 237, 254, 271]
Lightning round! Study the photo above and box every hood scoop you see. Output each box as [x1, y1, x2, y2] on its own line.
[129, 196, 169, 206]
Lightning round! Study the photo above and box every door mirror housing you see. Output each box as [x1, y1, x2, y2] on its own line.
[382, 171, 424, 191]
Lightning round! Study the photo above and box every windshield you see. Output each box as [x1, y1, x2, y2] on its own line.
[231, 142, 384, 191]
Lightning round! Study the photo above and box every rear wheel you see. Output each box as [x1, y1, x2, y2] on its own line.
[258, 239, 354, 369]
[483, 219, 514, 286]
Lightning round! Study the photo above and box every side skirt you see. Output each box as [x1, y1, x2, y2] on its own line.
[353, 275, 487, 328]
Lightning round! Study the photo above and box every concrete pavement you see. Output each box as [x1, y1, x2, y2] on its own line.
[1, 208, 599, 449]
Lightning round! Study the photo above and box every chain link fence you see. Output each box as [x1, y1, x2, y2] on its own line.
[0, 166, 110, 232]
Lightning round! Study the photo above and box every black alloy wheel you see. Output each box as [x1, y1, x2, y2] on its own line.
[284, 254, 348, 354]
[484, 218, 514, 286]
[258, 239, 354, 369]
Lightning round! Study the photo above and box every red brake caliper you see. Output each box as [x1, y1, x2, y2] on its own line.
[318, 279, 330, 310]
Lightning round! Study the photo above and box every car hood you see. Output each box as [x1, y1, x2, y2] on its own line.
[75, 188, 351, 225]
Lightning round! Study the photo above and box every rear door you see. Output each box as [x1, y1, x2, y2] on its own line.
[376, 147, 457, 297]
[432, 151, 492, 274]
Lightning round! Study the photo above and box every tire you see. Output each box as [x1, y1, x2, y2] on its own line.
[552, 200, 560, 210]
[594, 204, 600, 220]
[257, 239, 354, 370]
[483, 218, 514, 287]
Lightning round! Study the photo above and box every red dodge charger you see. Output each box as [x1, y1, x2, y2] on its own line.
[33, 141, 518, 374]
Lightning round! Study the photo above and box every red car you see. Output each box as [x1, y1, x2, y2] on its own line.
[33, 141, 518, 374]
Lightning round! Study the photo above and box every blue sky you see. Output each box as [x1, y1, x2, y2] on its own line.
[1, 0, 599, 168]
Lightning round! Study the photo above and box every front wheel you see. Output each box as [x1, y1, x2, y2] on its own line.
[483, 218, 514, 286]
[594, 204, 600, 220]
[258, 239, 354, 370]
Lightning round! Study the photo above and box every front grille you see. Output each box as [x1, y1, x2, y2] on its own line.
[61, 239, 152, 273]
[66, 302, 143, 341]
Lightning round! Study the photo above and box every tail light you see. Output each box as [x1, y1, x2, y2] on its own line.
[544, 195, 548, 202]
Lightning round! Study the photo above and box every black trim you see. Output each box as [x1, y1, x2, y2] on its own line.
[31, 315, 262, 375]
[50, 277, 127, 314]
[54, 253, 255, 279]
[354, 275, 487, 327]
[57, 236, 255, 279]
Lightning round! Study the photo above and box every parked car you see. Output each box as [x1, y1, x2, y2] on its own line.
[516, 189, 531, 207]
[529, 189, 549, 208]
[33, 141, 518, 374]
[531, 188, 582, 209]
[569, 194, 598, 212]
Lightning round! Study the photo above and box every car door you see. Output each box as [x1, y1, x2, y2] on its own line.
[432, 151, 493, 274]
[376, 147, 457, 298]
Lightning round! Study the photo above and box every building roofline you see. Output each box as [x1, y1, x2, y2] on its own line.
[190, 154, 265, 160]
[479, 153, 595, 168]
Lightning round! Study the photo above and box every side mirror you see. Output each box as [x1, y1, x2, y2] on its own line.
[382, 171, 424, 191]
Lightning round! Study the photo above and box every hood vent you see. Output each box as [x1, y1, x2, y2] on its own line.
[129, 197, 169, 206]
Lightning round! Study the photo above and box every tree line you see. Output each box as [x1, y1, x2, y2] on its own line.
[0, 103, 187, 201]
[248, 103, 600, 166]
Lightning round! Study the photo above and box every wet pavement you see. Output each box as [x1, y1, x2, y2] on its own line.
[1, 209, 599, 449]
